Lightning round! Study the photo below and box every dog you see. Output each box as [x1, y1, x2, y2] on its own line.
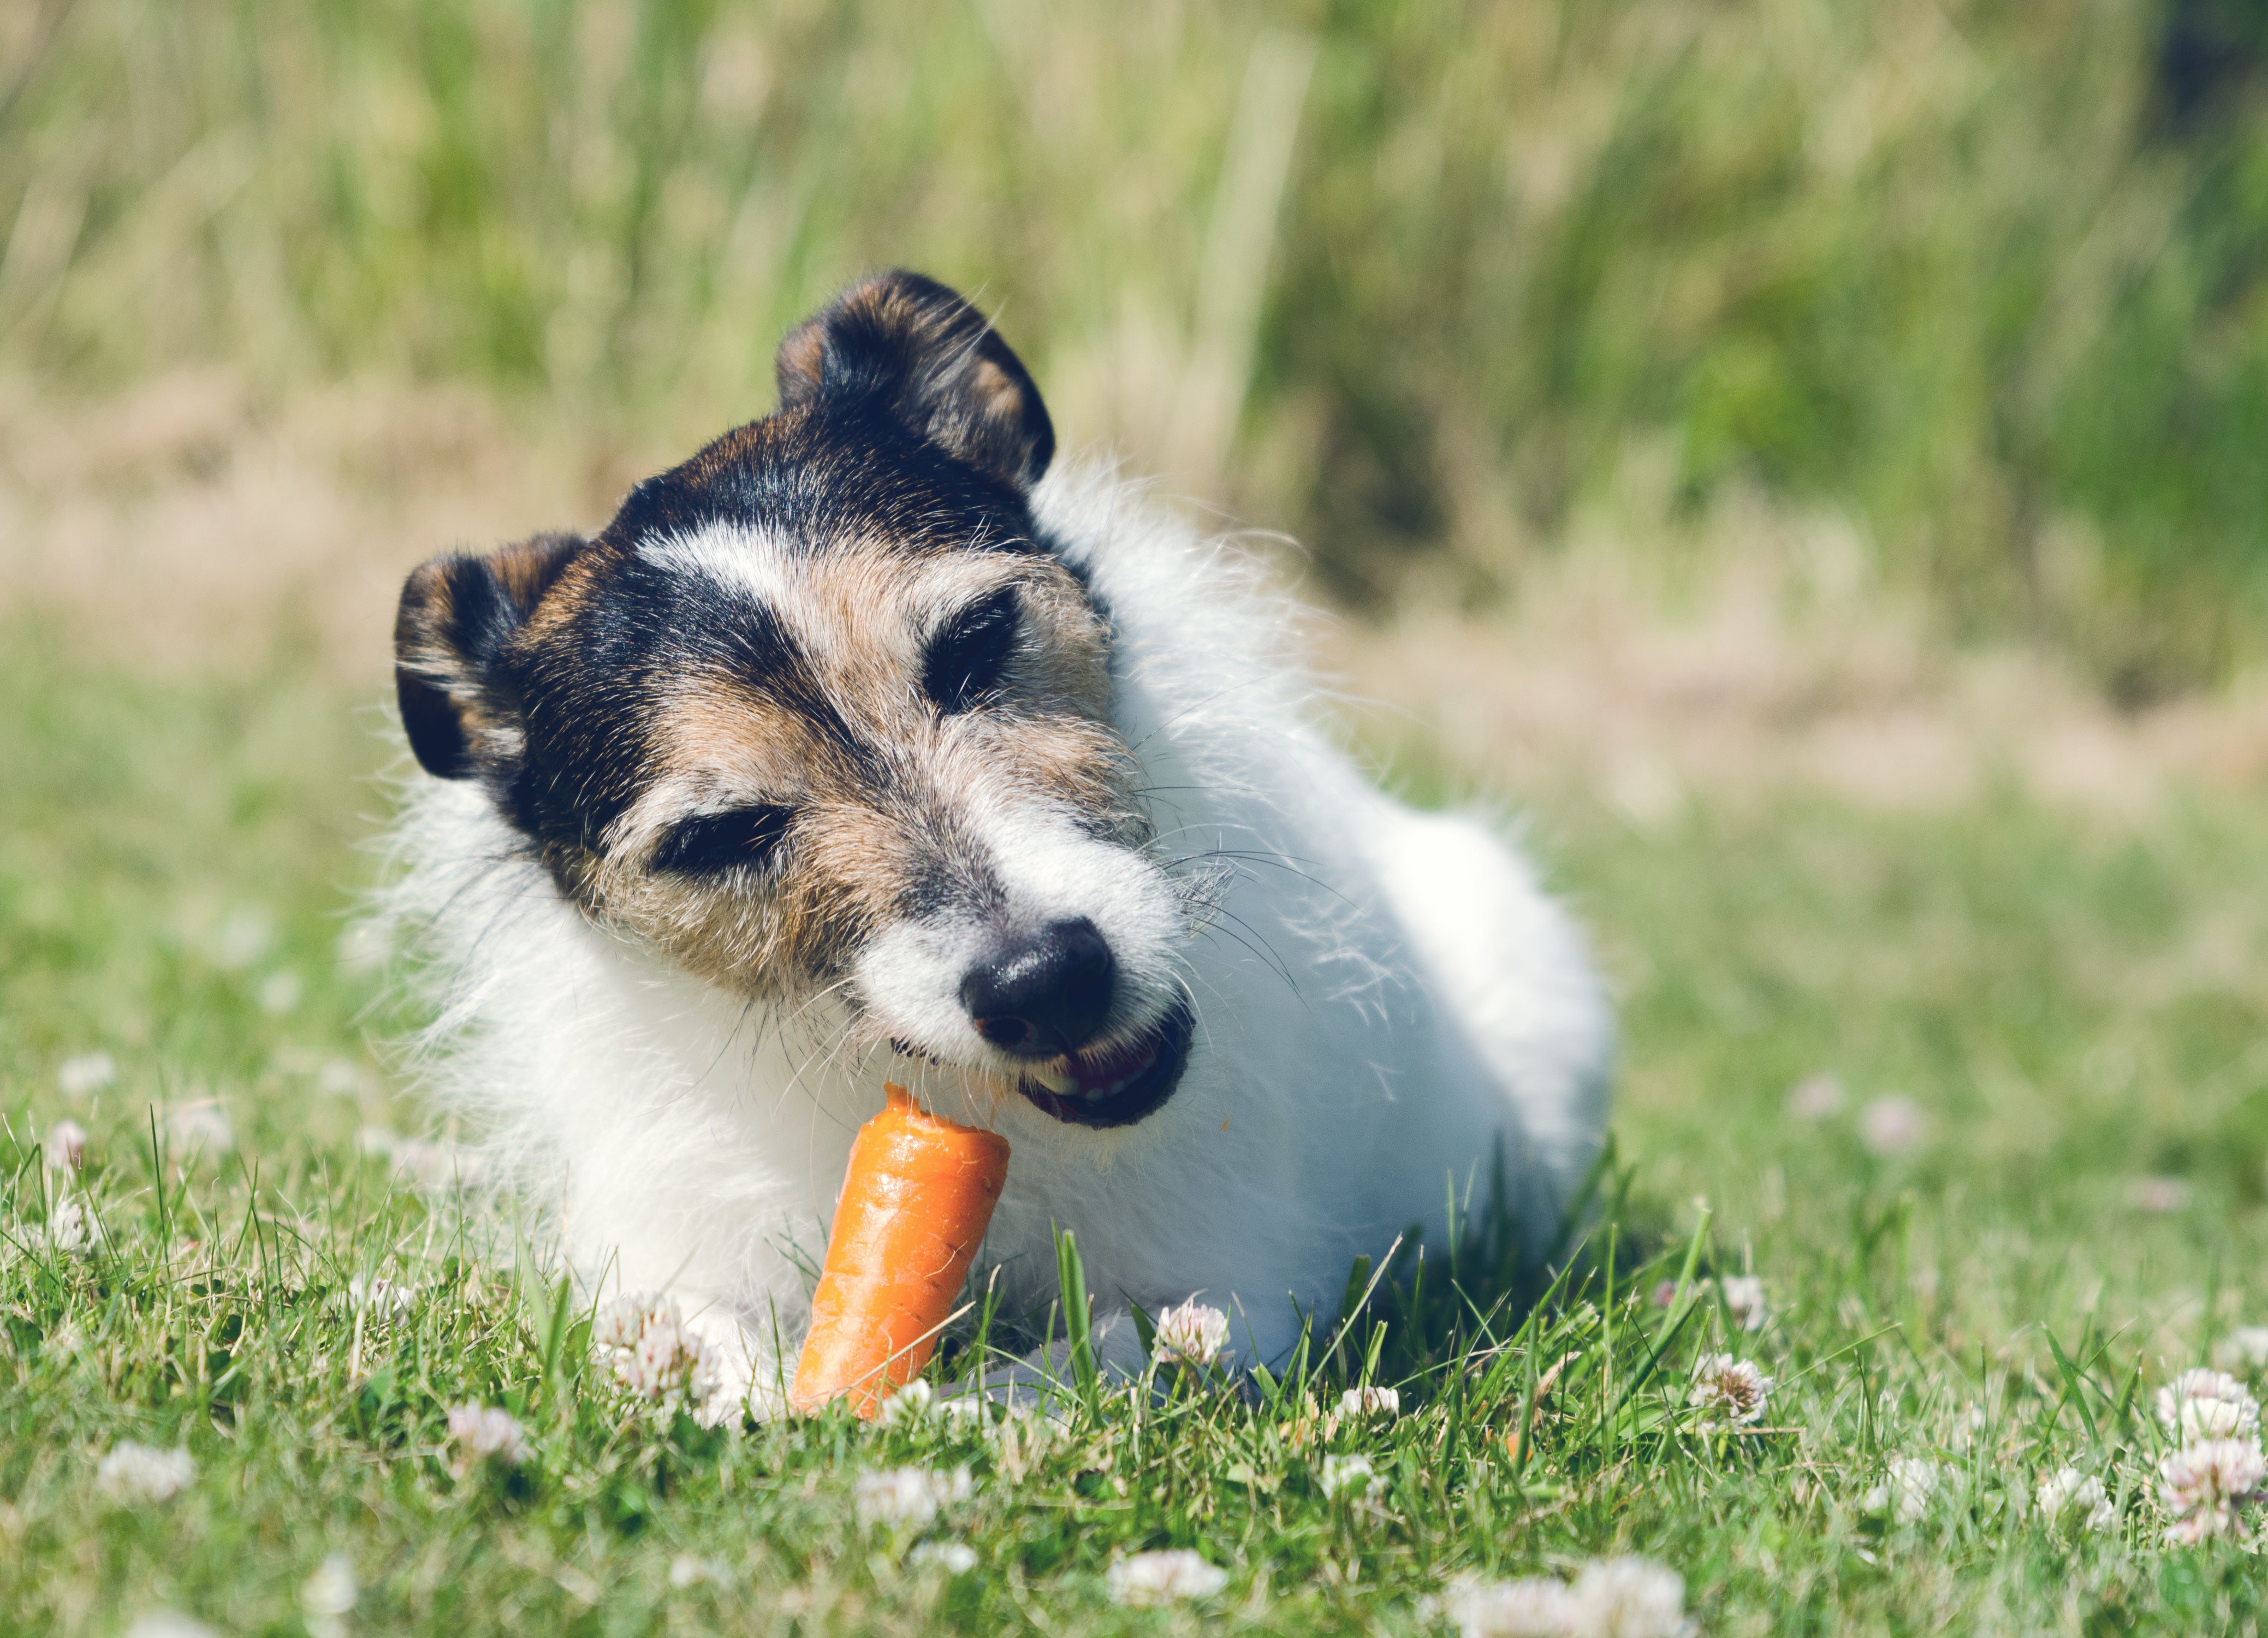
[384, 270, 1612, 1417]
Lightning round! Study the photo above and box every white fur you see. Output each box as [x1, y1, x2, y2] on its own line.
[381, 463, 1612, 1416]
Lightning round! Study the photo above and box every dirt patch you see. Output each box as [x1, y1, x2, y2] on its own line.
[0, 369, 670, 679]
[1327, 513, 2268, 822]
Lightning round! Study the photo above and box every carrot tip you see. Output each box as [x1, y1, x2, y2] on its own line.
[791, 1079, 1011, 1416]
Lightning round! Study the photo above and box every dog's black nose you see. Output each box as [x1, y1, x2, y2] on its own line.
[961, 918, 1115, 1058]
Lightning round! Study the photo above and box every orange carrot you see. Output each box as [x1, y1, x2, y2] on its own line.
[789, 1083, 1011, 1417]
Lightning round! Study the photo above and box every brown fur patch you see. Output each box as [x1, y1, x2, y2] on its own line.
[566, 539, 1135, 1001]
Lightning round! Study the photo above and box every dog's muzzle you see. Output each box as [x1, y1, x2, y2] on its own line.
[1010, 994, 1195, 1129]
[943, 918, 1195, 1128]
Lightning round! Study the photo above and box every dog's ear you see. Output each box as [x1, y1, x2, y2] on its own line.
[775, 270, 1054, 489]
[394, 532, 584, 781]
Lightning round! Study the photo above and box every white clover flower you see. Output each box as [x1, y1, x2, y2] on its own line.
[985, 1405, 1058, 1484]
[97, 1442, 195, 1505]
[301, 1553, 357, 1638]
[348, 1274, 418, 1321]
[1436, 1557, 1690, 1638]
[257, 970, 303, 1015]
[1105, 1548, 1228, 1606]
[123, 1615, 215, 1638]
[1784, 1073, 1843, 1121]
[2035, 1467, 2115, 1533]
[2159, 1438, 2266, 1545]
[43, 1119, 88, 1173]
[1338, 1385, 1402, 1419]
[668, 1554, 725, 1588]
[39, 1196, 102, 1256]
[389, 1138, 483, 1192]
[630, 1312, 723, 1408]
[1688, 1354, 1773, 1428]
[936, 1392, 993, 1428]
[335, 917, 393, 975]
[1568, 1556, 1694, 1638]
[315, 1058, 370, 1099]
[1151, 1299, 1230, 1367]
[1320, 1453, 1386, 1500]
[2215, 1327, 2268, 1375]
[446, 1403, 530, 1471]
[591, 1291, 649, 1352]
[58, 1051, 118, 1099]
[353, 1125, 482, 1190]
[909, 1541, 980, 1575]
[210, 905, 275, 969]
[1864, 1457, 1940, 1523]
[2157, 1369, 2261, 1443]
[2130, 1176, 2190, 1214]
[1859, 1096, 1927, 1156]
[878, 1379, 938, 1428]
[1438, 1575, 1579, 1637]
[165, 1102, 234, 1158]
[1719, 1275, 1768, 1333]
[853, 1464, 972, 1530]
[593, 1293, 723, 1416]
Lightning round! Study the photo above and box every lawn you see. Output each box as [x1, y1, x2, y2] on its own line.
[10, 2, 2268, 1629]
[4, 625, 2266, 1636]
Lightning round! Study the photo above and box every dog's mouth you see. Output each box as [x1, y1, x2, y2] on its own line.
[1010, 996, 1195, 1129]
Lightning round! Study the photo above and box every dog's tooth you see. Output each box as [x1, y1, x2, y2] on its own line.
[1031, 1066, 1079, 1095]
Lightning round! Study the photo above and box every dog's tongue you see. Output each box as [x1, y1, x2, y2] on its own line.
[1037, 1034, 1159, 1100]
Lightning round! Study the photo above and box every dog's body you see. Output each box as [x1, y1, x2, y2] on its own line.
[385, 273, 1611, 1416]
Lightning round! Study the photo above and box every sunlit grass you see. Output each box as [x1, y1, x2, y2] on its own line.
[5, 637, 2268, 1633]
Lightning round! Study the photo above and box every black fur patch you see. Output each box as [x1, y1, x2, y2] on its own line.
[652, 805, 794, 876]
[923, 585, 1023, 713]
[776, 269, 1054, 489]
[394, 271, 1084, 882]
[394, 532, 584, 785]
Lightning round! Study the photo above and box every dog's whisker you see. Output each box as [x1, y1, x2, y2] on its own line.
[766, 974, 861, 1044]
[696, 993, 765, 1092]
[1164, 847, 1362, 914]
[778, 1010, 872, 1135]
[763, 980, 868, 1118]
[1189, 913, 1305, 1006]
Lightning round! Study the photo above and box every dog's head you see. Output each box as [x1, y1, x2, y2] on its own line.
[395, 272, 1195, 1127]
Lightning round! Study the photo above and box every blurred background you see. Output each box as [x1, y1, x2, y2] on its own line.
[8, 0, 2268, 808]
[4, 2, 2267, 1232]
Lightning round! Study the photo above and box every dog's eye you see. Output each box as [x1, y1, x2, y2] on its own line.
[923, 587, 1021, 713]
[651, 805, 793, 876]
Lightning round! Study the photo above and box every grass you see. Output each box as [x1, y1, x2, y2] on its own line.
[5, 628, 2268, 1635]
[11, 6, 2267, 1624]
[8, 1, 2268, 679]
